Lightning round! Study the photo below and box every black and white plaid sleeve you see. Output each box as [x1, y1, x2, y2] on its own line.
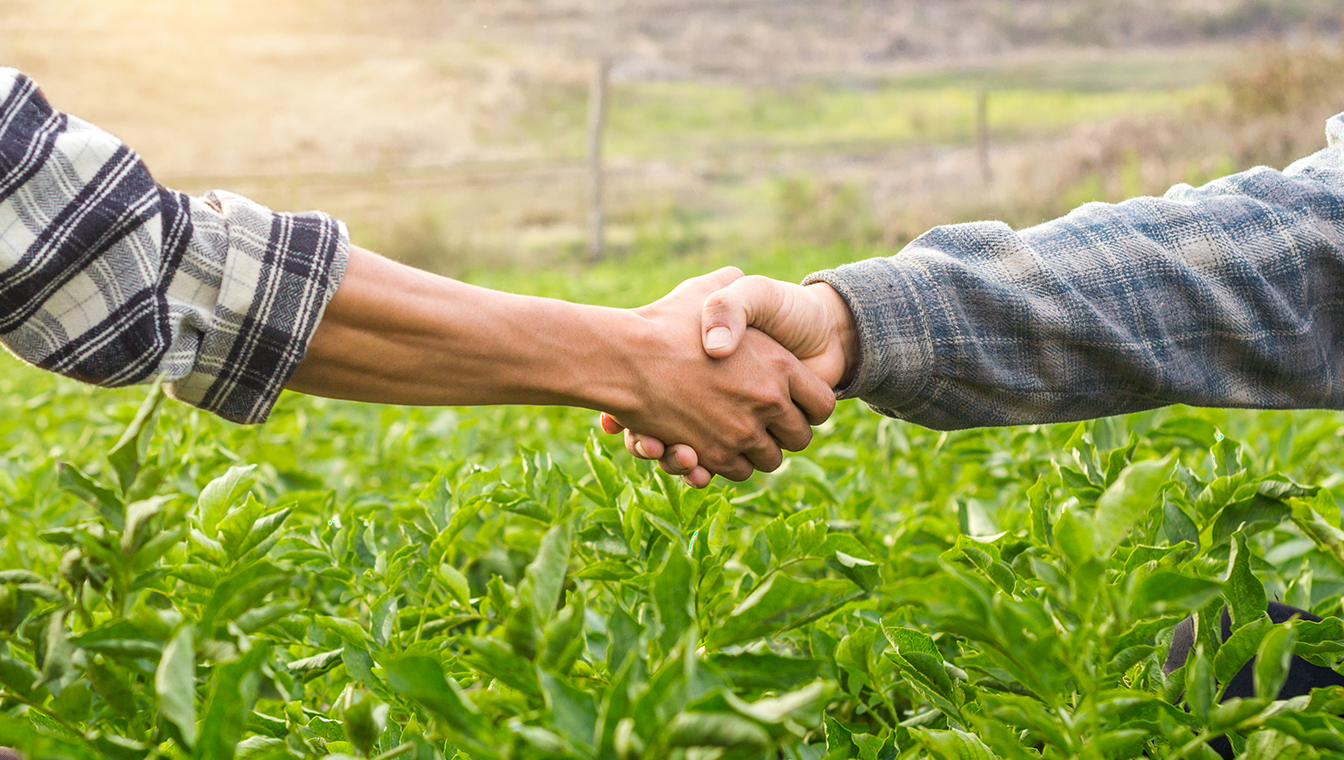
[0, 69, 348, 424]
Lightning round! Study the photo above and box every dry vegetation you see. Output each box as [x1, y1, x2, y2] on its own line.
[3, 0, 1344, 273]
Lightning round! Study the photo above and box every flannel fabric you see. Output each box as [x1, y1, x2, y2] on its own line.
[0, 69, 348, 424]
[807, 113, 1344, 430]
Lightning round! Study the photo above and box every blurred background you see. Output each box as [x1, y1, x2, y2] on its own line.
[6, 0, 1344, 281]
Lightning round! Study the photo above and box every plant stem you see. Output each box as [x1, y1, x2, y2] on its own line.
[373, 743, 416, 760]
[1168, 730, 1215, 760]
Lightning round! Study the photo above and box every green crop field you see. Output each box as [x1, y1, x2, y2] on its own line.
[6, 252, 1344, 760]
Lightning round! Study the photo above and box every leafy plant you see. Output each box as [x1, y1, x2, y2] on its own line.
[6, 304, 1344, 759]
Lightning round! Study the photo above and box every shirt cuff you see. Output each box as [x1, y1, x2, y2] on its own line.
[803, 255, 938, 418]
[165, 190, 348, 424]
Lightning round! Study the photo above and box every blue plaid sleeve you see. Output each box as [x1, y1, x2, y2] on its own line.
[806, 113, 1344, 429]
[0, 68, 348, 424]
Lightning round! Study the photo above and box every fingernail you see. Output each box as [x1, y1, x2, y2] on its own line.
[705, 326, 731, 350]
[634, 440, 649, 458]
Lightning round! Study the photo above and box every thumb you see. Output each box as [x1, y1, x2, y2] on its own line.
[701, 276, 785, 359]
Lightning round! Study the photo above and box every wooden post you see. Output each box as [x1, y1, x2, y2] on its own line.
[976, 87, 992, 185]
[587, 58, 611, 260]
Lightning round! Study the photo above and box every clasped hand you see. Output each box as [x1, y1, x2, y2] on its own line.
[602, 267, 859, 487]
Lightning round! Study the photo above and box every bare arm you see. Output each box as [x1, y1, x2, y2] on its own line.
[290, 247, 836, 480]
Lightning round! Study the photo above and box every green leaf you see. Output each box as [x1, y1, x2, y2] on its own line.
[946, 536, 1015, 596]
[197, 644, 268, 760]
[710, 653, 827, 693]
[1185, 645, 1215, 723]
[540, 670, 598, 752]
[342, 647, 380, 691]
[1131, 572, 1222, 617]
[1260, 712, 1344, 752]
[1027, 477, 1052, 546]
[1291, 497, 1344, 567]
[287, 649, 343, 679]
[121, 496, 172, 559]
[1255, 622, 1298, 701]
[1053, 507, 1094, 566]
[383, 655, 484, 739]
[913, 727, 997, 760]
[58, 461, 123, 526]
[1213, 615, 1270, 687]
[198, 465, 257, 537]
[1163, 498, 1200, 547]
[525, 520, 573, 624]
[830, 550, 881, 592]
[585, 434, 625, 510]
[237, 508, 291, 559]
[107, 380, 163, 494]
[234, 600, 305, 635]
[504, 583, 540, 661]
[1212, 495, 1292, 545]
[884, 626, 963, 724]
[1093, 457, 1172, 558]
[723, 680, 832, 727]
[540, 589, 587, 674]
[1225, 530, 1267, 631]
[39, 611, 73, 688]
[155, 625, 197, 749]
[1209, 697, 1270, 732]
[574, 559, 639, 581]
[653, 542, 694, 652]
[667, 712, 771, 750]
[606, 604, 641, 671]
[217, 493, 267, 555]
[317, 616, 371, 650]
[462, 636, 541, 697]
[708, 576, 862, 649]
[340, 687, 389, 756]
[438, 563, 471, 608]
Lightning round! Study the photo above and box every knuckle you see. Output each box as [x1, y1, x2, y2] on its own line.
[760, 452, 783, 473]
[784, 427, 813, 452]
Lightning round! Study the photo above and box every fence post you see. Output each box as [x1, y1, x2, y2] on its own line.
[588, 58, 611, 260]
[976, 87, 993, 185]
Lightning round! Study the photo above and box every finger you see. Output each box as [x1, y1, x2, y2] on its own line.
[683, 466, 713, 489]
[657, 444, 698, 475]
[658, 455, 692, 477]
[664, 265, 745, 303]
[702, 276, 786, 359]
[624, 430, 665, 460]
[715, 455, 757, 482]
[692, 265, 746, 294]
[741, 435, 784, 475]
[787, 358, 838, 426]
[599, 412, 626, 435]
[769, 406, 815, 453]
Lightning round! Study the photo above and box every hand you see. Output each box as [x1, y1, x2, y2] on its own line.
[599, 267, 837, 483]
[604, 276, 859, 485]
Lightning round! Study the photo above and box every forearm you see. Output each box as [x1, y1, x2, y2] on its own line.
[808, 114, 1344, 429]
[289, 246, 645, 412]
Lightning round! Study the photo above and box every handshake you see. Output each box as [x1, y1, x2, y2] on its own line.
[291, 247, 859, 482]
[595, 266, 861, 488]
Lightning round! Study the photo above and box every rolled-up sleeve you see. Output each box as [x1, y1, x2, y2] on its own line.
[0, 68, 348, 424]
[806, 113, 1344, 430]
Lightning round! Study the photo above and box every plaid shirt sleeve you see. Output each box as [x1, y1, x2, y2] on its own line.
[0, 69, 348, 424]
[806, 113, 1344, 430]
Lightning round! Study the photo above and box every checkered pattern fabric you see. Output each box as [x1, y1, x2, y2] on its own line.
[808, 113, 1344, 430]
[0, 69, 348, 424]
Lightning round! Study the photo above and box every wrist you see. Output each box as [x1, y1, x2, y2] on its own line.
[552, 306, 650, 416]
[807, 282, 860, 388]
